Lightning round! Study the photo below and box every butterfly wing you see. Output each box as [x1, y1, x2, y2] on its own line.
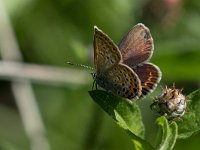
[93, 26, 141, 100]
[119, 23, 153, 67]
[104, 64, 142, 99]
[131, 63, 161, 97]
[94, 26, 122, 75]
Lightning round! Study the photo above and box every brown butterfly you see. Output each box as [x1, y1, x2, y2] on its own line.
[93, 23, 161, 100]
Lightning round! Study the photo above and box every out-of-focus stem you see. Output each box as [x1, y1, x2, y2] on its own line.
[0, 0, 50, 149]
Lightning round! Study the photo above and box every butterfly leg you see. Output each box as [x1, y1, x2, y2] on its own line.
[92, 80, 95, 90]
[95, 82, 98, 90]
[92, 80, 98, 90]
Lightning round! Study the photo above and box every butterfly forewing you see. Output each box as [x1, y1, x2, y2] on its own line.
[94, 26, 122, 74]
[93, 26, 142, 100]
[119, 23, 154, 67]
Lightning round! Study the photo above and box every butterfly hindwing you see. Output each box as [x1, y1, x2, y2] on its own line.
[131, 63, 161, 97]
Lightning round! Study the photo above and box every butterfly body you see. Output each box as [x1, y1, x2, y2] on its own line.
[93, 24, 161, 100]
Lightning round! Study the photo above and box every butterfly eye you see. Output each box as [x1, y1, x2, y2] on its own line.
[92, 73, 96, 78]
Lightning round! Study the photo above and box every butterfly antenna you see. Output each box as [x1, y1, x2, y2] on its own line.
[67, 62, 94, 70]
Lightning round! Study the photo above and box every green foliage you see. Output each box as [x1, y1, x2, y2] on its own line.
[155, 117, 178, 150]
[90, 89, 200, 150]
[177, 89, 200, 139]
[89, 90, 154, 150]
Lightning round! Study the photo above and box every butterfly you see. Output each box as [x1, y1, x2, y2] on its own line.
[93, 23, 161, 100]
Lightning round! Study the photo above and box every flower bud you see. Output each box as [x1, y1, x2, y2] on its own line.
[151, 85, 186, 120]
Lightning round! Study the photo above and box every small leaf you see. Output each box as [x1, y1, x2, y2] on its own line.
[167, 122, 178, 149]
[126, 130, 155, 150]
[176, 89, 200, 139]
[89, 90, 154, 150]
[155, 116, 178, 150]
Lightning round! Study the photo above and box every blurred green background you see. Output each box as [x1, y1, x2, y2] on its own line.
[0, 0, 200, 149]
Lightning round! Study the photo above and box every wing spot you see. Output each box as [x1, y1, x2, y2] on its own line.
[134, 78, 137, 82]
[133, 88, 137, 92]
[142, 88, 150, 95]
[134, 83, 138, 88]
[142, 90, 148, 95]
[117, 76, 121, 80]
[128, 93, 134, 99]
[117, 91, 120, 95]
[144, 31, 150, 39]
[147, 82, 154, 87]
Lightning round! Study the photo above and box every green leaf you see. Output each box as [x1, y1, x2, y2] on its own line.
[155, 116, 178, 150]
[89, 90, 154, 150]
[176, 89, 200, 139]
[126, 130, 155, 150]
